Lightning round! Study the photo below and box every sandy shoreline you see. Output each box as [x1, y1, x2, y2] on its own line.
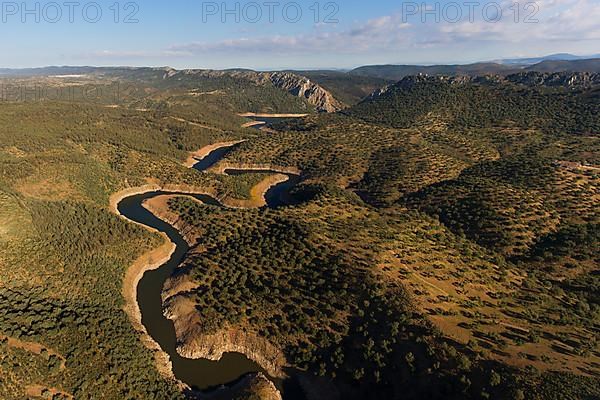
[109, 185, 182, 386]
[184, 140, 246, 168]
[123, 234, 178, 381]
[241, 121, 266, 128]
[209, 162, 301, 176]
[238, 112, 308, 118]
[224, 173, 290, 208]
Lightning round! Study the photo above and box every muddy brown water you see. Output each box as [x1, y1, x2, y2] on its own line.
[117, 143, 304, 396]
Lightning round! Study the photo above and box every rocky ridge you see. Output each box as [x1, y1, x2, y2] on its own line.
[268, 72, 344, 112]
[163, 69, 344, 112]
[362, 71, 600, 102]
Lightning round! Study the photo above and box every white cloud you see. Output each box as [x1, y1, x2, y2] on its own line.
[84, 2, 600, 65]
[85, 49, 190, 60]
[168, 15, 412, 55]
[419, 0, 600, 43]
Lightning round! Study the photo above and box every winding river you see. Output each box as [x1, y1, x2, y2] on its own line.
[117, 143, 301, 393]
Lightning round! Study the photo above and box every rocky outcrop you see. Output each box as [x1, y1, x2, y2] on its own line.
[208, 373, 282, 400]
[505, 71, 600, 88]
[163, 294, 287, 379]
[361, 74, 471, 102]
[236, 373, 283, 400]
[361, 71, 600, 103]
[267, 72, 344, 112]
[162, 69, 344, 113]
[361, 84, 392, 102]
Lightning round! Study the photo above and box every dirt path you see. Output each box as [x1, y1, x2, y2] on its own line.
[410, 273, 449, 296]
[1, 335, 66, 369]
[26, 385, 73, 399]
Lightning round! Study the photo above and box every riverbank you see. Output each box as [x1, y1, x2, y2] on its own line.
[111, 140, 303, 397]
[110, 186, 188, 387]
[141, 195, 289, 379]
[184, 140, 246, 169]
[142, 195, 199, 246]
[226, 173, 290, 208]
[209, 162, 301, 176]
[123, 233, 178, 382]
[241, 121, 266, 129]
[238, 112, 308, 118]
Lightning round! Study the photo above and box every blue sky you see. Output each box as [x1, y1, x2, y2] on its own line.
[1, 0, 598, 69]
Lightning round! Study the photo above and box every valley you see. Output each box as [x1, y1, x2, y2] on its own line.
[0, 65, 598, 400]
[114, 140, 302, 394]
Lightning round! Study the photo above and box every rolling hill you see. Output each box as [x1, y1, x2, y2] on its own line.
[346, 72, 600, 135]
[348, 59, 600, 81]
[0, 65, 598, 400]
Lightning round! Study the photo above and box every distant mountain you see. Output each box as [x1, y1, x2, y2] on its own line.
[0, 66, 101, 76]
[0, 66, 343, 112]
[525, 59, 600, 73]
[0, 66, 171, 79]
[3, 62, 599, 108]
[163, 68, 344, 112]
[349, 63, 519, 81]
[348, 59, 600, 81]
[499, 53, 600, 65]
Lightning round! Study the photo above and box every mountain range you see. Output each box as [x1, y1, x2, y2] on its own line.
[497, 53, 600, 65]
[348, 58, 600, 81]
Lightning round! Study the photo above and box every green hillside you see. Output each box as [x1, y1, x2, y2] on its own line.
[0, 70, 598, 400]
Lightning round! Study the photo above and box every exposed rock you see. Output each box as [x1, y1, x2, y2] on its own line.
[206, 373, 282, 400]
[361, 84, 392, 102]
[234, 373, 282, 400]
[505, 71, 600, 88]
[163, 67, 178, 79]
[362, 71, 600, 103]
[267, 72, 345, 112]
[163, 69, 344, 112]
[163, 294, 287, 379]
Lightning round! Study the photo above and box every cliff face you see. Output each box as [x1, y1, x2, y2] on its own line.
[162, 294, 287, 379]
[267, 72, 345, 112]
[209, 373, 283, 400]
[163, 69, 344, 113]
